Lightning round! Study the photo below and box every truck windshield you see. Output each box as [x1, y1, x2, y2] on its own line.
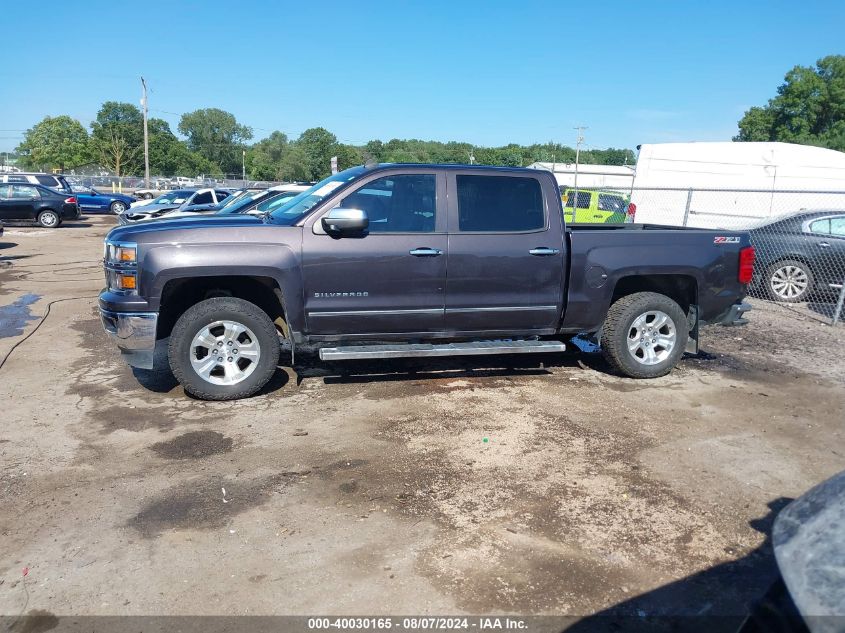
[268, 166, 368, 224]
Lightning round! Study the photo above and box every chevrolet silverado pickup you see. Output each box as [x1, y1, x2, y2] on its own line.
[99, 164, 755, 400]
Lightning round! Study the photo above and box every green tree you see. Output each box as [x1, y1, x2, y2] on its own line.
[735, 55, 845, 151]
[90, 101, 144, 176]
[363, 140, 384, 163]
[334, 143, 364, 171]
[147, 118, 216, 177]
[178, 108, 253, 174]
[16, 116, 90, 171]
[295, 127, 338, 180]
[278, 144, 310, 182]
[246, 131, 290, 180]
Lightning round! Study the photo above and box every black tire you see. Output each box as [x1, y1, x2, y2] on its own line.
[110, 201, 127, 214]
[600, 292, 688, 379]
[168, 297, 281, 400]
[764, 259, 814, 303]
[37, 209, 60, 228]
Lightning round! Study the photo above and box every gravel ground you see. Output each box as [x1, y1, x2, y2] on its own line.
[0, 217, 842, 627]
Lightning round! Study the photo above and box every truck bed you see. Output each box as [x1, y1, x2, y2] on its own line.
[561, 223, 751, 332]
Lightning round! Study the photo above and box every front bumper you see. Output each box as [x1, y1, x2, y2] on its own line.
[99, 308, 158, 369]
[719, 301, 752, 326]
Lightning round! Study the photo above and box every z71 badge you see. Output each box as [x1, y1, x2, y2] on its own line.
[714, 236, 741, 244]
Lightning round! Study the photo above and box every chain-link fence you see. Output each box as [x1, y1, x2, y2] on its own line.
[62, 173, 287, 193]
[569, 186, 845, 324]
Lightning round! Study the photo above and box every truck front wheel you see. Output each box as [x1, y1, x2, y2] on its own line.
[168, 297, 281, 400]
[600, 292, 688, 379]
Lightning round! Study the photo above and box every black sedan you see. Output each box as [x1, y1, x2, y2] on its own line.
[749, 209, 845, 302]
[0, 183, 80, 228]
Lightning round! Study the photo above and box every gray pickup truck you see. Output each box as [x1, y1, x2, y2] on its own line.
[99, 164, 755, 400]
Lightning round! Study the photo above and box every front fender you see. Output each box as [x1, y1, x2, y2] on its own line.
[140, 241, 304, 331]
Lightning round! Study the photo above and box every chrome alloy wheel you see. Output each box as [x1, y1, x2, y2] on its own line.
[627, 310, 677, 366]
[770, 264, 809, 300]
[189, 320, 261, 386]
[39, 211, 59, 227]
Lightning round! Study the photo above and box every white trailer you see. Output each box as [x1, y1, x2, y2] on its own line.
[629, 142, 845, 229]
[527, 162, 635, 191]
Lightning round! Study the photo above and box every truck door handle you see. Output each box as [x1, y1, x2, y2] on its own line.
[820, 242, 830, 248]
[409, 247, 443, 257]
[529, 247, 560, 256]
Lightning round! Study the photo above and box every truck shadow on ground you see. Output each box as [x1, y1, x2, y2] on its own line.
[130, 337, 610, 394]
[565, 497, 799, 633]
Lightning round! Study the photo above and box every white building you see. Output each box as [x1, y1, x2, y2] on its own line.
[527, 162, 635, 191]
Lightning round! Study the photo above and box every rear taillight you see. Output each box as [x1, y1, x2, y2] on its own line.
[739, 246, 755, 284]
[65, 197, 77, 205]
[625, 202, 637, 223]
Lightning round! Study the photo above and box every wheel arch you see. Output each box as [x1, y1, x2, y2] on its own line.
[766, 253, 816, 273]
[610, 274, 698, 314]
[157, 275, 289, 341]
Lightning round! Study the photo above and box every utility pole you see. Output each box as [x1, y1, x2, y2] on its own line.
[468, 149, 475, 165]
[572, 126, 587, 220]
[140, 77, 150, 188]
[242, 149, 246, 185]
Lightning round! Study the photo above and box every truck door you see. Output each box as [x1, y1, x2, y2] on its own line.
[445, 172, 565, 334]
[301, 171, 447, 336]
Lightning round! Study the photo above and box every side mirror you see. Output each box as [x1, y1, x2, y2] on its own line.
[321, 208, 368, 235]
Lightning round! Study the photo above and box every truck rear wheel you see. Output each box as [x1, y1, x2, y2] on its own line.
[168, 297, 281, 400]
[600, 292, 688, 379]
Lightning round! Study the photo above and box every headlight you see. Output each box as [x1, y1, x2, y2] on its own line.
[104, 240, 138, 293]
[105, 241, 137, 263]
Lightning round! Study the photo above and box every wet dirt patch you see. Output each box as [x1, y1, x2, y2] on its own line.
[150, 430, 233, 459]
[12, 609, 60, 633]
[314, 458, 368, 477]
[419, 530, 637, 613]
[95, 405, 179, 434]
[129, 473, 295, 538]
[0, 293, 41, 338]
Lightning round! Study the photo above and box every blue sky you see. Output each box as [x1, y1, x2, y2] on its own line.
[1, 0, 843, 154]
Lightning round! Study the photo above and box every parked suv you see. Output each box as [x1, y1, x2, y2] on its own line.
[0, 183, 80, 227]
[561, 188, 635, 223]
[0, 172, 72, 193]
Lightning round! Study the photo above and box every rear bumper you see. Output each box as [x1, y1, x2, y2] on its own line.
[62, 204, 81, 220]
[99, 308, 158, 369]
[719, 301, 752, 326]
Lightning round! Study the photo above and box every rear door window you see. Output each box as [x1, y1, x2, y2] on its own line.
[565, 191, 591, 209]
[809, 219, 831, 234]
[829, 217, 845, 237]
[11, 185, 40, 199]
[457, 175, 544, 232]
